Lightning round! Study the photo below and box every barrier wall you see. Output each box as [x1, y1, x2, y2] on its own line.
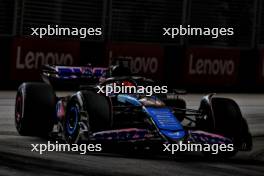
[0, 37, 263, 92]
[0, 37, 11, 84]
[10, 38, 80, 81]
[106, 42, 164, 79]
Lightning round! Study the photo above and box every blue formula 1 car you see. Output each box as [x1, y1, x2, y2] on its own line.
[15, 64, 252, 157]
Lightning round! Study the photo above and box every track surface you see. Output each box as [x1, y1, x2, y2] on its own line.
[0, 92, 264, 176]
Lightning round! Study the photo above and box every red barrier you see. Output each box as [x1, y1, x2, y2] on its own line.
[183, 47, 240, 85]
[10, 38, 80, 80]
[107, 42, 164, 79]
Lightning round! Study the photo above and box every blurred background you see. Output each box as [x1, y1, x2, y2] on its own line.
[0, 0, 263, 92]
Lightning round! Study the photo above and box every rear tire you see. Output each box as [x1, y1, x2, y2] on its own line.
[15, 82, 56, 136]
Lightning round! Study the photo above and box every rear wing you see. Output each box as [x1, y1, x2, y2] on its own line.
[41, 65, 109, 86]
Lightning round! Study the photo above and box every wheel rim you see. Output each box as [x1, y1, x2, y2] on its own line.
[66, 105, 79, 135]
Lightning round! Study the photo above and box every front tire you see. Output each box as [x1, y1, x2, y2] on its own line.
[64, 99, 82, 144]
[15, 82, 56, 136]
[211, 98, 252, 151]
[63, 90, 112, 144]
[198, 97, 252, 158]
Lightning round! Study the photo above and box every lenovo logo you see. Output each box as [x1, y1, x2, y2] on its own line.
[16, 46, 74, 69]
[188, 54, 235, 76]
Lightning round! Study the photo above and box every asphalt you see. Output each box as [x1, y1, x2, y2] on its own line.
[0, 91, 263, 176]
